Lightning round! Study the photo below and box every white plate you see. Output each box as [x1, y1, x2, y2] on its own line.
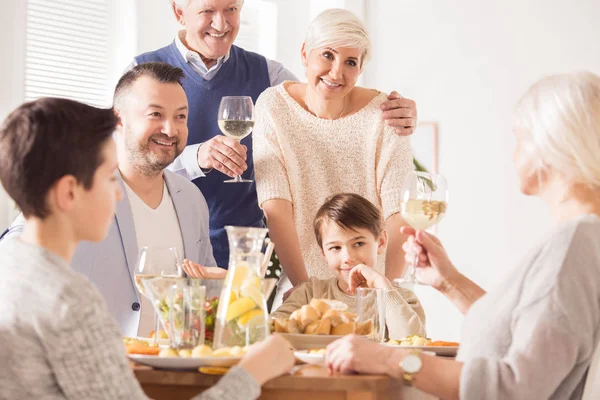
[131, 337, 170, 348]
[128, 354, 242, 370]
[383, 343, 458, 357]
[294, 350, 326, 365]
[280, 333, 345, 350]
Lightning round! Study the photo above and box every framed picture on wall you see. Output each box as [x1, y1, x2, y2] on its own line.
[410, 122, 439, 173]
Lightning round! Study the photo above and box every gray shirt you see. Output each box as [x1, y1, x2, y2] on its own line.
[457, 214, 600, 400]
[0, 238, 260, 400]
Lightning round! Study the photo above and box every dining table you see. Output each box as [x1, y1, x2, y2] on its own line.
[131, 362, 436, 400]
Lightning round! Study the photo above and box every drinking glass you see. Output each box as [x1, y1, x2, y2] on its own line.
[167, 280, 206, 349]
[134, 246, 182, 345]
[397, 171, 449, 286]
[356, 287, 386, 342]
[217, 96, 254, 183]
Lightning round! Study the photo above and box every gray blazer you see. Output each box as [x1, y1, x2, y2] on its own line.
[2, 170, 217, 336]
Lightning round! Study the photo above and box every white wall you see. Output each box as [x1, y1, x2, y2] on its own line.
[135, 0, 180, 54]
[364, 0, 600, 340]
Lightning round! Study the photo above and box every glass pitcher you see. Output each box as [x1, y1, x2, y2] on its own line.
[213, 226, 269, 349]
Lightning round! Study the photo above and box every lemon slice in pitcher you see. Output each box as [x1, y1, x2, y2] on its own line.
[237, 308, 265, 329]
[240, 280, 264, 308]
[229, 262, 251, 289]
[226, 297, 256, 322]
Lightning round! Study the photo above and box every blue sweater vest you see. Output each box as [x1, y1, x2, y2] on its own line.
[135, 43, 271, 268]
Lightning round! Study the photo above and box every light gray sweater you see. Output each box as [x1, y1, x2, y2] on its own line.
[0, 238, 260, 400]
[457, 214, 600, 399]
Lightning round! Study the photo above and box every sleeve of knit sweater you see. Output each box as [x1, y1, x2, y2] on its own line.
[377, 123, 414, 219]
[385, 287, 427, 339]
[253, 91, 293, 207]
[460, 221, 600, 400]
[192, 366, 261, 400]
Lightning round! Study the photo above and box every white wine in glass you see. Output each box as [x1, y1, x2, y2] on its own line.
[398, 171, 448, 286]
[217, 96, 254, 183]
[217, 120, 254, 141]
[134, 246, 182, 344]
[401, 199, 447, 231]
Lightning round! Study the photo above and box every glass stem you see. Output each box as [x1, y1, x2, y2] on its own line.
[153, 312, 160, 346]
[410, 252, 419, 283]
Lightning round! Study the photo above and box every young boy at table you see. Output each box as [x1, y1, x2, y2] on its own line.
[0, 97, 294, 400]
[270, 193, 426, 339]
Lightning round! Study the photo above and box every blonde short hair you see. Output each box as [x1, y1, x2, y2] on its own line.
[515, 71, 600, 188]
[304, 8, 371, 66]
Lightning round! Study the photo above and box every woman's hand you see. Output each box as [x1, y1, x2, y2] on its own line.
[238, 334, 296, 385]
[326, 335, 403, 376]
[400, 227, 459, 291]
[182, 259, 227, 279]
[347, 264, 393, 294]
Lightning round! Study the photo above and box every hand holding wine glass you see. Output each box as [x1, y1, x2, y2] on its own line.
[400, 227, 459, 291]
[398, 171, 449, 285]
[217, 96, 254, 183]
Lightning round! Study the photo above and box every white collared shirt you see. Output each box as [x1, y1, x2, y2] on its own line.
[173, 30, 231, 80]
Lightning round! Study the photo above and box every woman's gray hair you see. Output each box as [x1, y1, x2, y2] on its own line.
[304, 8, 371, 67]
[515, 71, 600, 188]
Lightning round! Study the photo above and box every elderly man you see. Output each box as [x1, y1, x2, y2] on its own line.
[2, 62, 218, 337]
[131, 0, 419, 271]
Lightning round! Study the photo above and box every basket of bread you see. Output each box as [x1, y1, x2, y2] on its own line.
[271, 299, 373, 350]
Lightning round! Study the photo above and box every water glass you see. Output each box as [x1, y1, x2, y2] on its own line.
[356, 287, 386, 342]
[167, 279, 206, 349]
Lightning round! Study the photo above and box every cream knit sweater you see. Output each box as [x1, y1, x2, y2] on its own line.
[253, 82, 413, 279]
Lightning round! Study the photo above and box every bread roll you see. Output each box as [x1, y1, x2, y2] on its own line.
[298, 305, 320, 331]
[287, 318, 301, 334]
[304, 318, 331, 335]
[342, 312, 358, 323]
[273, 318, 288, 333]
[355, 320, 374, 336]
[321, 309, 344, 326]
[289, 309, 300, 322]
[309, 299, 331, 316]
[331, 322, 356, 335]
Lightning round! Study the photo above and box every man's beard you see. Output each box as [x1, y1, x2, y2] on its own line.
[125, 133, 183, 176]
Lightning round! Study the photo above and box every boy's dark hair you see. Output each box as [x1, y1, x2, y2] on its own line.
[313, 193, 384, 247]
[0, 97, 118, 219]
[113, 62, 185, 106]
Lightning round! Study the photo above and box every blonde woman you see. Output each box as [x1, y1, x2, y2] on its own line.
[253, 9, 414, 306]
[327, 71, 600, 399]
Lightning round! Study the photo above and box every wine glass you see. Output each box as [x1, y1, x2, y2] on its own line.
[134, 246, 182, 345]
[217, 96, 254, 183]
[397, 171, 448, 286]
